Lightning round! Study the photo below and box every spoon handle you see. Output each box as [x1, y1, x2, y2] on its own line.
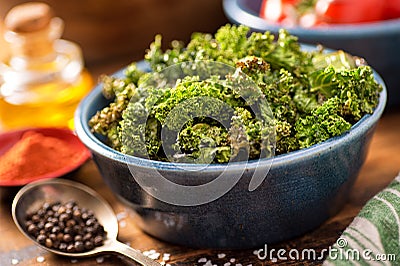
[109, 240, 161, 266]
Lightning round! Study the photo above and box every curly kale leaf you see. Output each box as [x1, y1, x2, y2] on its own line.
[175, 24, 250, 65]
[261, 29, 314, 76]
[144, 35, 186, 72]
[235, 56, 271, 84]
[88, 75, 138, 137]
[229, 107, 274, 160]
[148, 76, 243, 130]
[233, 56, 303, 155]
[295, 65, 381, 149]
[259, 69, 300, 123]
[312, 50, 356, 71]
[274, 120, 299, 154]
[176, 123, 231, 163]
[144, 25, 313, 76]
[119, 102, 162, 158]
[119, 102, 148, 156]
[293, 85, 320, 114]
[310, 65, 382, 121]
[88, 62, 147, 150]
[124, 62, 146, 85]
[295, 97, 352, 149]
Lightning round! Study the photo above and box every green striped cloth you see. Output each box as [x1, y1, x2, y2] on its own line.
[324, 174, 400, 265]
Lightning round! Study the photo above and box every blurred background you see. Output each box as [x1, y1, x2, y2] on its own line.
[0, 0, 398, 110]
[0, 0, 229, 69]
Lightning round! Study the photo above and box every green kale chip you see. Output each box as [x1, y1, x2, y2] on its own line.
[89, 24, 382, 163]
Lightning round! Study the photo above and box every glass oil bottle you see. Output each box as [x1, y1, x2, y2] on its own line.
[0, 2, 93, 130]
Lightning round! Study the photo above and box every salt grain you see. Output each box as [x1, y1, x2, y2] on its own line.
[148, 252, 160, 260]
[71, 259, 78, 263]
[116, 212, 127, 221]
[230, 258, 236, 263]
[203, 260, 213, 266]
[36, 256, 45, 263]
[235, 264, 242, 266]
[162, 254, 170, 261]
[119, 220, 127, 228]
[143, 250, 156, 256]
[11, 259, 19, 265]
[96, 256, 104, 263]
[223, 263, 231, 266]
[198, 257, 207, 263]
[217, 253, 226, 259]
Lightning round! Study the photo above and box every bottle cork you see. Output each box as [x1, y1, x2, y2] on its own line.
[3, 2, 62, 58]
[4, 2, 53, 33]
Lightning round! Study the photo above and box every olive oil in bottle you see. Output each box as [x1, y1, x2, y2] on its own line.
[0, 2, 93, 130]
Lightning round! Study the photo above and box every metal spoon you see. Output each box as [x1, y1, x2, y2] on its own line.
[12, 178, 161, 266]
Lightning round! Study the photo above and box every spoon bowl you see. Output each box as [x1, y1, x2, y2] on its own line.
[12, 178, 160, 266]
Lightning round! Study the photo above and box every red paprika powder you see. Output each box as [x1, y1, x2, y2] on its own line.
[0, 131, 82, 181]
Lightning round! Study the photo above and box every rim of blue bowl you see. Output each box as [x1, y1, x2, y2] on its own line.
[75, 63, 387, 173]
[223, 0, 400, 39]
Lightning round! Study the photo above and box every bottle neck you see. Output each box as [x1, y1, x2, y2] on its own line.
[4, 17, 63, 69]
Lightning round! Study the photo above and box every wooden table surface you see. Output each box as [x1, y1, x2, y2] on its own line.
[1, 61, 400, 266]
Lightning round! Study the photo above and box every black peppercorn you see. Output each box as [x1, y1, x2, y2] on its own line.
[59, 243, 67, 251]
[57, 206, 66, 214]
[27, 224, 38, 235]
[66, 219, 76, 227]
[51, 226, 61, 234]
[49, 233, 57, 241]
[63, 234, 72, 243]
[64, 227, 72, 235]
[46, 210, 54, 218]
[84, 240, 93, 250]
[25, 200, 107, 253]
[59, 213, 69, 222]
[44, 222, 53, 232]
[86, 218, 95, 227]
[94, 235, 103, 247]
[56, 233, 64, 241]
[74, 241, 84, 252]
[66, 244, 75, 252]
[74, 235, 83, 242]
[36, 234, 46, 245]
[45, 238, 53, 248]
[42, 202, 51, 211]
[31, 214, 40, 223]
[83, 233, 92, 242]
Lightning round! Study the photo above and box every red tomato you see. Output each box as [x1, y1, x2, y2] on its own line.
[299, 12, 325, 28]
[260, 0, 285, 23]
[315, 0, 385, 24]
[259, 0, 299, 25]
[383, 0, 400, 19]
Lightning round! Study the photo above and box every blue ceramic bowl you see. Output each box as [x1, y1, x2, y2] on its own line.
[75, 61, 387, 249]
[223, 0, 400, 107]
